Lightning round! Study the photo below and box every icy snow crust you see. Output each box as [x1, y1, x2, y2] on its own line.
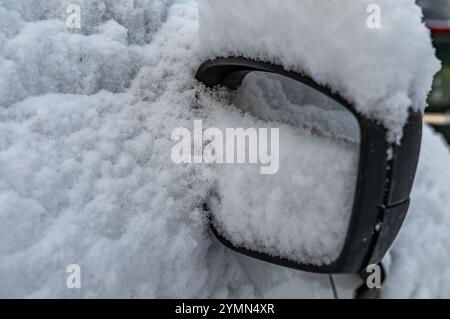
[199, 0, 441, 142]
[0, 0, 450, 298]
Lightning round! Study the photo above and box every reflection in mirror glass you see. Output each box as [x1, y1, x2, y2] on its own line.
[210, 72, 361, 266]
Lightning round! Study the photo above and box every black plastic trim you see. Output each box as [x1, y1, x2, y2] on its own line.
[388, 113, 423, 206]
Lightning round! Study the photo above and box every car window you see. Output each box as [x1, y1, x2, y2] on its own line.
[418, 0, 450, 20]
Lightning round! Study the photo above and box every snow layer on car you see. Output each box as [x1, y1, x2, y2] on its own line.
[382, 126, 450, 298]
[0, 0, 174, 44]
[0, 0, 449, 298]
[199, 0, 441, 142]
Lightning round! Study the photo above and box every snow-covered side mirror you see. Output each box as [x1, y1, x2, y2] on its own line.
[196, 57, 422, 274]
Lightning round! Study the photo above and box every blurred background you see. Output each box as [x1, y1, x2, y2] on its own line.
[419, 0, 450, 144]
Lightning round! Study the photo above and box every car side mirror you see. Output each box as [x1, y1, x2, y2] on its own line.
[196, 57, 422, 274]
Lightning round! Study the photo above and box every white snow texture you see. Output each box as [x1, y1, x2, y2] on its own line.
[0, 0, 449, 298]
[209, 72, 361, 266]
[199, 0, 441, 142]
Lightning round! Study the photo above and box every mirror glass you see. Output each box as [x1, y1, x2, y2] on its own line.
[210, 71, 361, 266]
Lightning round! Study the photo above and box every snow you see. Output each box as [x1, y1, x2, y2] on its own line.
[1, 20, 145, 107]
[208, 72, 360, 266]
[0, 0, 174, 44]
[382, 126, 450, 298]
[0, 0, 449, 299]
[199, 0, 441, 142]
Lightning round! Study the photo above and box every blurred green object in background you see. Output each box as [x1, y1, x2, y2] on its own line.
[429, 36, 450, 113]
[427, 34, 450, 145]
[418, 0, 450, 144]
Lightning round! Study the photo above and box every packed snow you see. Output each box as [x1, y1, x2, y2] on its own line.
[199, 0, 441, 142]
[0, 0, 449, 299]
